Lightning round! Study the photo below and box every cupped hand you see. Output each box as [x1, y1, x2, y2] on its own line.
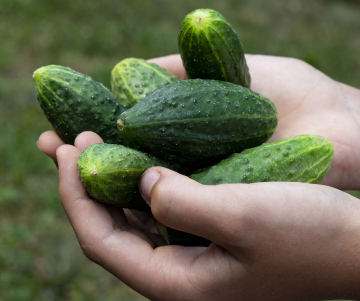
[36, 54, 360, 300]
[149, 54, 360, 190]
[38, 131, 161, 242]
[52, 134, 360, 300]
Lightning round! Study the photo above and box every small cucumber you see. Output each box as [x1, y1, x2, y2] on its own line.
[77, 143, 173, 211]
[117, 79, 278, 172]
[110, 57, 179, 108]
[34, 65, 127, 145]
[178, 8, 250, 87]
[158, 135, 334, 246]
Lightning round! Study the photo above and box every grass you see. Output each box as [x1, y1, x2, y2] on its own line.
[1, 0, 360, 300]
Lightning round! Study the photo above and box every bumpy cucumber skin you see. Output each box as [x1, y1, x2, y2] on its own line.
[190, 135, 334, 184]
[110, 58, 179, 108]
[159, 135, 334, 247]
[117, 79, 278, 172]
[77, 143, 173, 211]
[178, 8, 250, 87]
[34, 65, 127, 145]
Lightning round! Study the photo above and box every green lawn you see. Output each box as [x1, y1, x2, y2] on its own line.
[1, 0, 360, 300]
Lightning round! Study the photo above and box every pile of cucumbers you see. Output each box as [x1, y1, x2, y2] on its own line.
[33, 9, 334, 246]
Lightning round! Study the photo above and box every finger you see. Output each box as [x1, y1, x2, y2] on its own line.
[37, 130, 64, 161]
[56, 144, 210, 299]
[129, 210, 154, 225]
[74, 131, 104, 152]
[147, 54, 187, 80]
[73, 131, 159, 240]
[74, 131, 135, 233]
[123, 209, 167, 246]
[123, 209, 148, 231]
[123, 209, 156, 232]
[139, 167, 256, 245]
[57, 144, 118, 229]
[59, 142, 158, 239]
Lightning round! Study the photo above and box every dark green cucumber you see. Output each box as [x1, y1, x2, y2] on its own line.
[111, 57, 179, 108]
[34, 65, 127, 144]
[77, 143, 173, 211]
[117, 79, 278, 172]
[158, 135, 334, 246]
[178, 8, 250, 87]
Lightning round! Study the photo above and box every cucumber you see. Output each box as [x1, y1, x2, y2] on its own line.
[110, 57, 179, 108]
[77, 143, 174, 211]
[158, 135, 334, 246]
[117, 79, 278, 172]
[190, 135, 334, 184]
[33, 65, 127, 145]
[178, 8, 250, 87]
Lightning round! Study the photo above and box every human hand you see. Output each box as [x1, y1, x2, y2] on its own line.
[51, 134, 360, 300]
[37, 131, 161, 241]
[36, 55, 360, 300]
[149, 54, 360, 190]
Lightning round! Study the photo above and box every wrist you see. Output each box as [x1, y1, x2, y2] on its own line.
[343, 84, 360, 190]
[313, 191, 360, 299]
[324, 82, 360, 190]
[340, 82, 360, 122]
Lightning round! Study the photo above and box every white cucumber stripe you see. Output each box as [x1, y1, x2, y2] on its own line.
[204, 25, 228, 79]
[180, 24, 194, 49]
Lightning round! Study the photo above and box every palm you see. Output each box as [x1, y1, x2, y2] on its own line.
[246, 55, 360, 189]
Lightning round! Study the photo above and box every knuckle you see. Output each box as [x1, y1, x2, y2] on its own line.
[79, 241, 99, 263]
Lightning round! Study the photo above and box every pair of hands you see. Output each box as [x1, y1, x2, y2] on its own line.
[38, 54, 360, 300]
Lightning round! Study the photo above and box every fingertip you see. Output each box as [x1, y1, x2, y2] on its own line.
[56, 144, 86, 200]
[56, 144, 81, 163]
[37, 130, 65, 159]
[74, 131, 104, 151]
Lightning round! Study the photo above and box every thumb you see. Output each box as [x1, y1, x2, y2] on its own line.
[139, 167, 248, 244]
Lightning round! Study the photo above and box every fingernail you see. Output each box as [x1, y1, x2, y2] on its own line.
[139, 170, 160, 205]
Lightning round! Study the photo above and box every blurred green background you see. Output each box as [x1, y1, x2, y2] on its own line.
[1, 0, 359, 300]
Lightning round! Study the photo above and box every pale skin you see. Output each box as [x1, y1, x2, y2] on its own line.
[38, 54, 360, 300]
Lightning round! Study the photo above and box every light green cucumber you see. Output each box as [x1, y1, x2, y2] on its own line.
[190, 134, 334, 184]
[77, 143, 173, 211]
[111, 57, 179, 108]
